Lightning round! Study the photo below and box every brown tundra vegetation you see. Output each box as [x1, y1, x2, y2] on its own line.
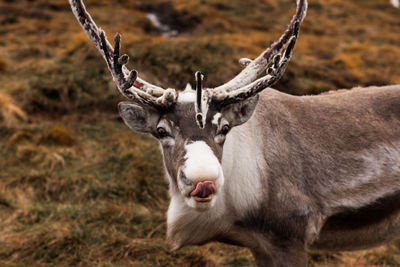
[0, 0, 400, 266]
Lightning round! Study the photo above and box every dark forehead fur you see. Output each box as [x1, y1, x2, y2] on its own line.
[162, 101, 220, 140]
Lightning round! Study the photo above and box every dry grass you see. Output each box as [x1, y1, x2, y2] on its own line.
[0, 57, 6, 72]
[38, 125, 76, 146]
[0, 0, 399, 266]
[0, 93, 27, 128]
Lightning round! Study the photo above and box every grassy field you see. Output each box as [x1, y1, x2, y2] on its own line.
[1, 0, 400, 266]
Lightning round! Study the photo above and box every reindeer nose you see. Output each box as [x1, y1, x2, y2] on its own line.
[181, 141, 221, 184]
[179, 171, 193, 186]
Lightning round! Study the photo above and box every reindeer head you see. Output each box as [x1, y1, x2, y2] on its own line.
[70, 0, 307, 210]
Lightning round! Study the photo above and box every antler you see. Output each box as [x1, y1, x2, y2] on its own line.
[195, 71, 211, 129]
[210, 0, 307, 105]
[69, 0, 177, 109]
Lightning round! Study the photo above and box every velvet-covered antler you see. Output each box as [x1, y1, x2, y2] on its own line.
[210, 0, 307, 106]
[69, 0, 177, 109]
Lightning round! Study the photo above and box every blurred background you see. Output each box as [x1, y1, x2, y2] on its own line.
[0, 0, 400, 266]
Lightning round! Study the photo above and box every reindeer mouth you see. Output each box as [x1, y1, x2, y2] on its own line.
[190, 181, 216, 202]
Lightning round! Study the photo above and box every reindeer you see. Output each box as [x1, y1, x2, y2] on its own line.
[69, 0, 400, 266]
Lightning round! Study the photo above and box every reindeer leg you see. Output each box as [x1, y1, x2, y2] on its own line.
[251, 250, 274, 267]
[251, 240, 308, 267]
[269, 246, 308, 267]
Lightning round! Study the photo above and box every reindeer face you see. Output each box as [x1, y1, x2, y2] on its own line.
[119, 89, 258, 210]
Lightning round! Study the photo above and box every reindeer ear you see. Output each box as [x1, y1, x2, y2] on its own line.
[221, 95, 259, 127]
[118, 102, 160, 133]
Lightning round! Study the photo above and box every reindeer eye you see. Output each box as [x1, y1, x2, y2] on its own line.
[157, 127, 168, 138]
[220, 125, 230, 135]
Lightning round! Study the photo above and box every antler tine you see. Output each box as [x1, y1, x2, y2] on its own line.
[212, 0, 307, 99]
[69, 0, 177, 109]
[211, 22, 300, 105]
[99, 31, 139, 94]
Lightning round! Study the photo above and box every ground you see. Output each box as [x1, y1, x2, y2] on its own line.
[0, 0, 400, 266]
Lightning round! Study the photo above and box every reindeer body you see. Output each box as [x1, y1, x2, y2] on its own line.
[168, 86, 400, 265]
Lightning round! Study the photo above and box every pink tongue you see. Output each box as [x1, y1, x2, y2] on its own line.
[190, 181, 216, 198]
